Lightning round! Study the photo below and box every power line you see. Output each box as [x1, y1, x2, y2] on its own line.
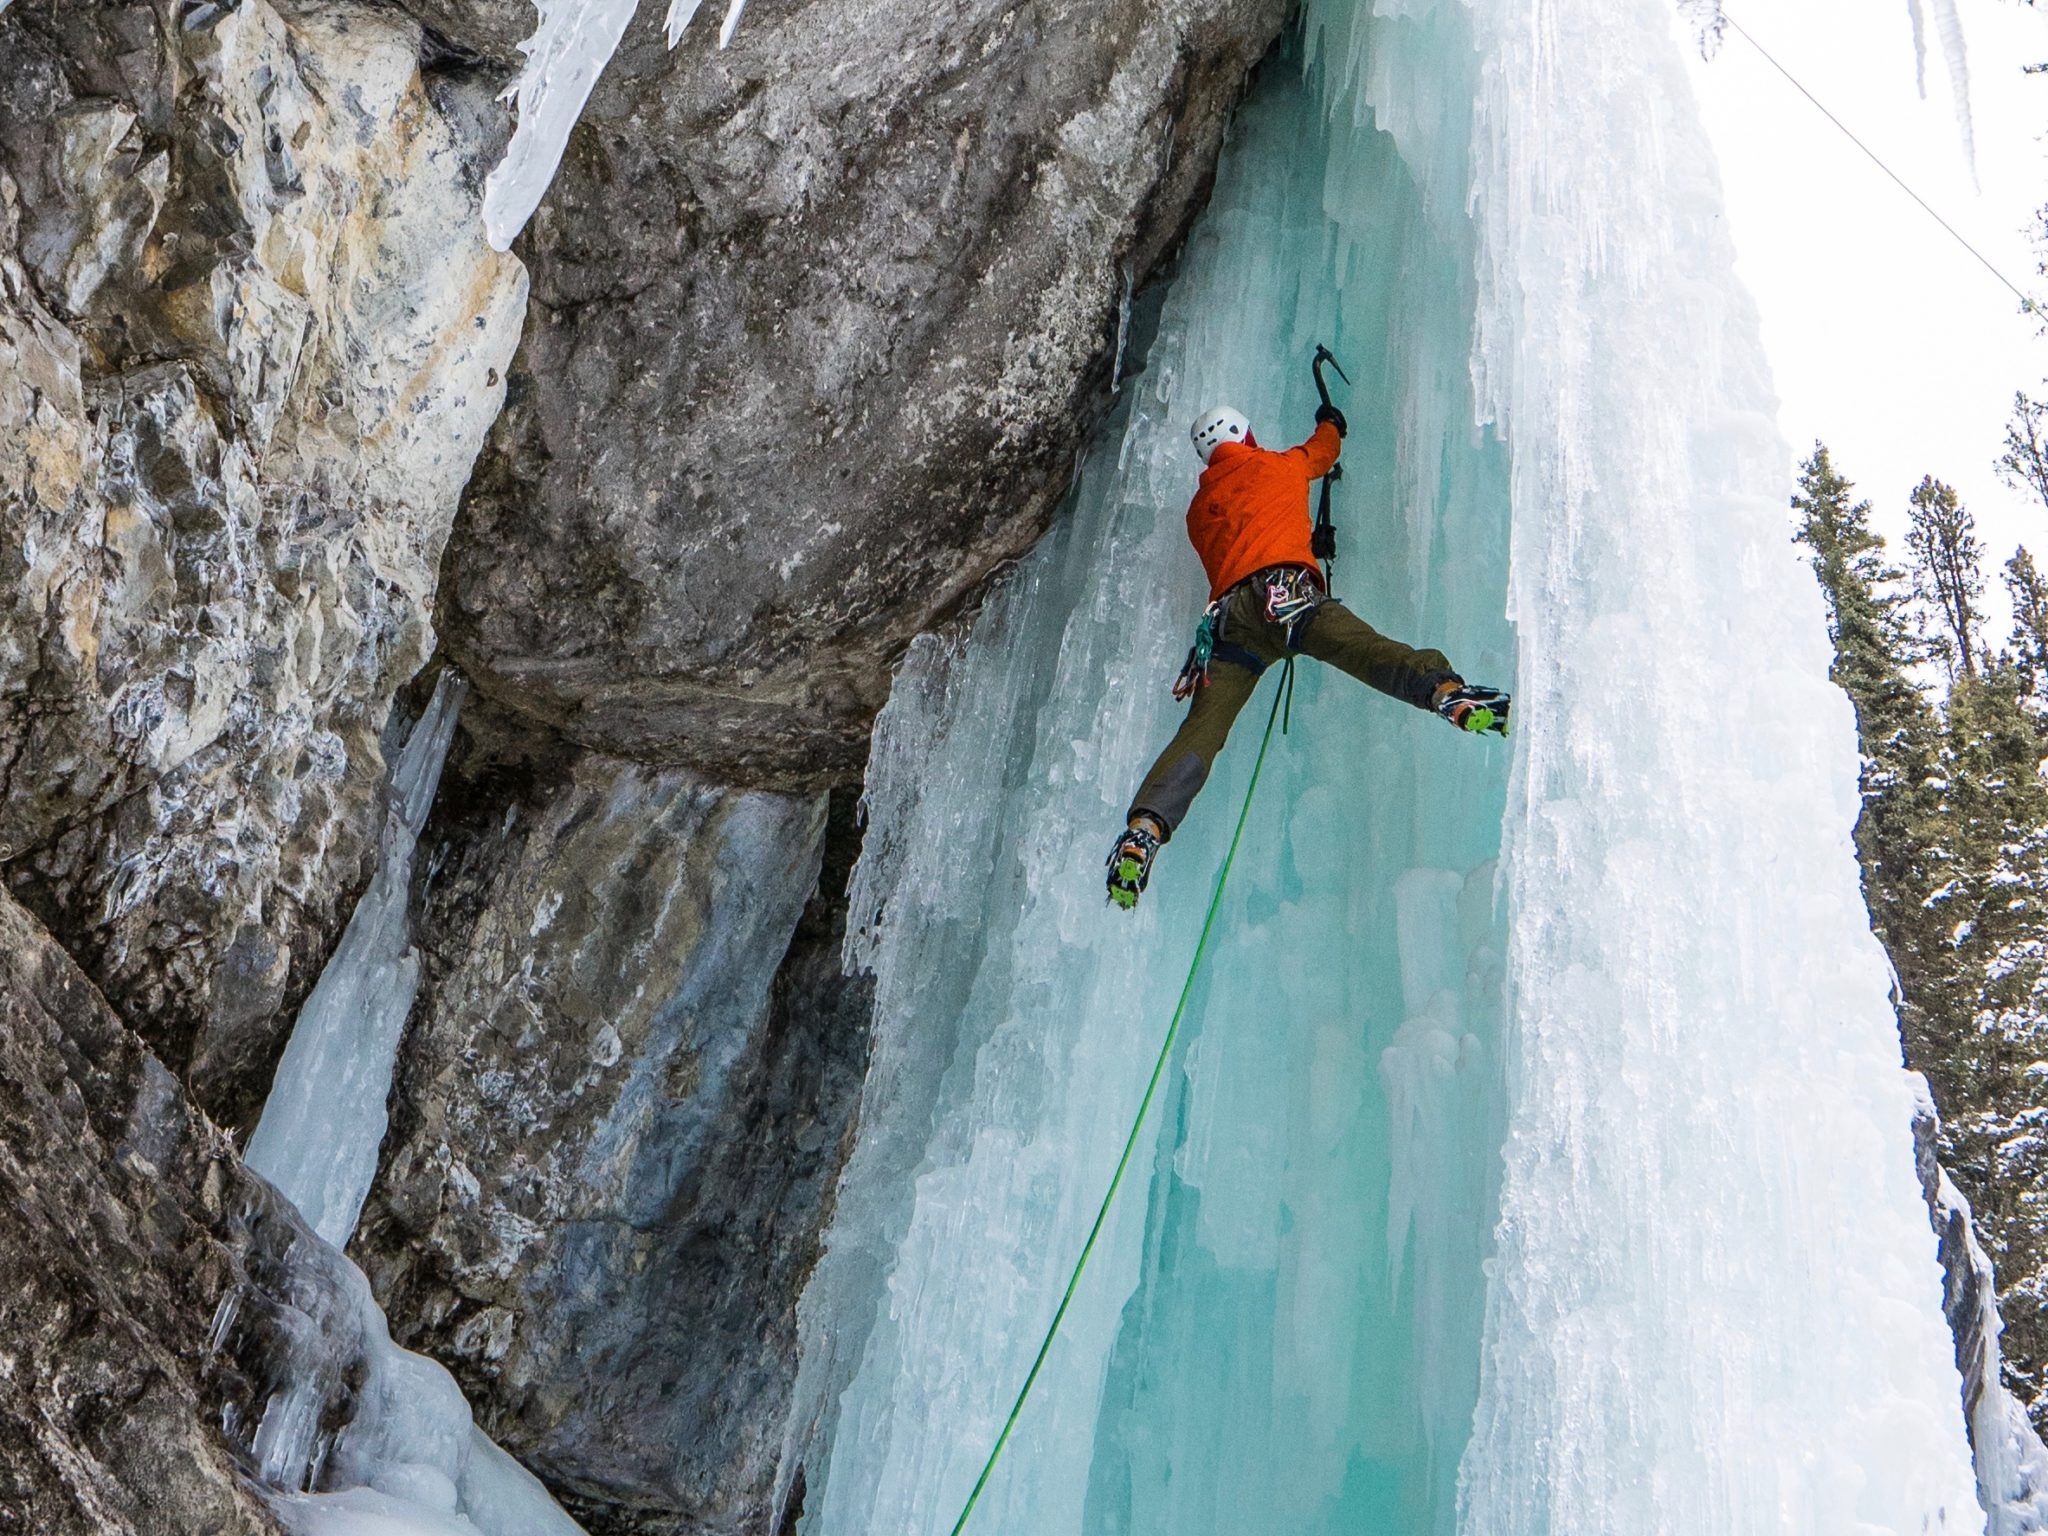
[1720, 10, 2038, 314]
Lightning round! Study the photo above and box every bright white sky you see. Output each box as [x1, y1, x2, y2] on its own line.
[1681, 0, 2046, 636]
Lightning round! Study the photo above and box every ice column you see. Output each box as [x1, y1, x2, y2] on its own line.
[247, 669, 464, 1249]
[1452, 0, 1983, 1529]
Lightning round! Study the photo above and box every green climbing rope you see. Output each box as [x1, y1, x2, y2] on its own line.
[947, 659, 1296, 1536]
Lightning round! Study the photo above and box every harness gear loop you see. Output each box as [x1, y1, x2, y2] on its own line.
[947, 668, 1294, 1536]
[1172, 595, 1231, 700]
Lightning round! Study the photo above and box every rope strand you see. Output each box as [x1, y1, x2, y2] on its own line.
[947, 659, 1295, 1536]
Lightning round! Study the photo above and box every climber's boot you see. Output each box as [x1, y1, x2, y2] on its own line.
[1106, 820, 1164, 910]
[1434, 682, 1512, 736]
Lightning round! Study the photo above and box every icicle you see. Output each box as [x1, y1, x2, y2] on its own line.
[1931, 0, 1979, 182]
[483, 0, 643, 250]
[717, 0, 748, 49]
[1907, 0, 1930, 97]
[244, 670, 464, 1249]
[665, 0, 706, 47]
[483, 0, 751, 247]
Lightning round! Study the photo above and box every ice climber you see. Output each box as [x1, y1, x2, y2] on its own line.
[1106, 401, 1510, 911]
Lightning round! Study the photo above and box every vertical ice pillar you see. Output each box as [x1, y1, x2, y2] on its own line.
[246, 669, 463, 1247]
[1451, 0, 1984, 1529]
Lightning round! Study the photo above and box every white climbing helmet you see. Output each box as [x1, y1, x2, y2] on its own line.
[1189, 405, 1251, 465]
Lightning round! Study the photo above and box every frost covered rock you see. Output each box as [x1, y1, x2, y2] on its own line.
[0, 0, 525, 1126]
[442, 0, 1292, 786]
[353, 717, 869, 1529]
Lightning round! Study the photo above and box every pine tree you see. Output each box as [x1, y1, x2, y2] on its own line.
[1801, 443, 2048, 1428]
[1791, 445, 1946, 1068]
[1905, 474, 1985, 679]
[2007, 547, 2048, 700]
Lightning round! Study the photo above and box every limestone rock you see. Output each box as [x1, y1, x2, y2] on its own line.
[0, 0, 525, 1127]
[354, 714, 871, 1531]
[442, 0, 1291, 786]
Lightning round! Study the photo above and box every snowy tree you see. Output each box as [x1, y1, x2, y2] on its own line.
[1906, 474, 1985, 679]
[1792, 446, 1945, 1066]
[2007, 547, 2048, 700]
[1922, 662, 2048, 1424]
[1798, 446, 2048, 1429]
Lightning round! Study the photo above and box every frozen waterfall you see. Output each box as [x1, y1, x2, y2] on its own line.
[785, 1, 1984, 1534]
[248, 669, 464, 1248]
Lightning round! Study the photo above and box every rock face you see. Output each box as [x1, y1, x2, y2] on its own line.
[443, 0, 1292, 786]
[0, 887, 377, 1536]
[0, 0, 524, 1128]
[355, 708, 873, 1531]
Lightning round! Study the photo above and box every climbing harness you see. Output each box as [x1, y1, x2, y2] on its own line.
[1262, 565, 1325, 646]
[1310, 344, 1350, 588]
[950, 660, 1296, 1536]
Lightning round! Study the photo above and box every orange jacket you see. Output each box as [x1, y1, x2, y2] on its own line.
[1185, 421, 1342, 600]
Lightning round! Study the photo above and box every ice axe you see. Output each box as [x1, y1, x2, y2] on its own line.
[1310, 344, 1350, 576]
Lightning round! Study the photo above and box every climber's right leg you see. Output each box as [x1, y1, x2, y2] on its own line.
[1295, 600, 1511, 734]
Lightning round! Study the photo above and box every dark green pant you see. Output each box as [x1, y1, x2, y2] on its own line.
[1129, 581, 1457, 835]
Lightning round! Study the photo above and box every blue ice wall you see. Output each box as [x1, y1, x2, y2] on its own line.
[788, 9, 1515, 1532]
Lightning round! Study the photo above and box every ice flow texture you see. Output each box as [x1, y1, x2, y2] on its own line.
[786, 0, 1982, 1533]
[1459, 0, 1978, 1524]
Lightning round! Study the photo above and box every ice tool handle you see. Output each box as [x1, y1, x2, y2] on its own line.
[1310, 344, 1350, 581]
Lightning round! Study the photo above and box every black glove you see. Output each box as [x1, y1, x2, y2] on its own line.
[1314, 403, 1348, 437]
[1311, 524, 1337, 561]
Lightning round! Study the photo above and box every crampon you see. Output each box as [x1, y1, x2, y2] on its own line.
[1435, 683, 1511, 736]
[1105, 823, 1163, 910]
